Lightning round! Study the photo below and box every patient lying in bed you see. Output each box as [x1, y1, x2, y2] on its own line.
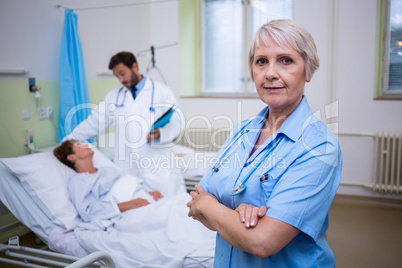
[54, 140, 164, 230]
[51, 140, 216, 267]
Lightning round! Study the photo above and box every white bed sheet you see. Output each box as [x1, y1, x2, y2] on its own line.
[74, 194, 216, 268]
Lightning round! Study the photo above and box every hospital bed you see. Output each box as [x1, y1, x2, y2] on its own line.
[0, 160, 115, 267]
[0, 144, 218, 267]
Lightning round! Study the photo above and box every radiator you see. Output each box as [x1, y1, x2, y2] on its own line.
[373, 133, 402, 193]
[177, 128, 231, 152]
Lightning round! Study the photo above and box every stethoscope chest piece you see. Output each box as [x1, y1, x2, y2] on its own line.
[231, 183, 246, 196]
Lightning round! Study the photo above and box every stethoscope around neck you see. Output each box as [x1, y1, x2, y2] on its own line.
[210, 121, 284, 196]
[115, 78, 155, 112]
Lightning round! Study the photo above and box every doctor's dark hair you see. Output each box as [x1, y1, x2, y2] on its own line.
[248, 19, 319, 82]
[108, 51, 138, 70]
[53, 140, 77, 171]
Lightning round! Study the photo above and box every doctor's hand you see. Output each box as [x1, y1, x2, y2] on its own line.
[149, 190, 163, 201]
[147, 129, 160, 142]
[187, 185, 217, 231]
[236, 204, 267, 229]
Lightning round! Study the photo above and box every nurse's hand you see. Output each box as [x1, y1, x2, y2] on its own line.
[187, 185, 217, 231]
[236, 204, 267, 229]
[147, 129, 160, 141]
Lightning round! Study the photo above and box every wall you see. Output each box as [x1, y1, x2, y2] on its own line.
[0, 81, 59, 157]
[333, 0, 402, 199]
[1, 0, 401, 200]
[0, 0, 62, 157]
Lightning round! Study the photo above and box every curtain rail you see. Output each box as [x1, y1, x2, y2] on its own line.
[55, 0, 177, 11]
[0, 69, 28, 75]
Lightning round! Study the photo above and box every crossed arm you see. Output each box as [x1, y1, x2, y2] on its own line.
[187, 185, 300, 258]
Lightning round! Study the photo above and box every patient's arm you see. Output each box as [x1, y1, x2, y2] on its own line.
[149, 190, 163, 201]
[118, 198, 150, 212]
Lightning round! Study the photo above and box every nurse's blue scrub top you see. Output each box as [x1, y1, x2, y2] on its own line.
[199, 97, 342, 268]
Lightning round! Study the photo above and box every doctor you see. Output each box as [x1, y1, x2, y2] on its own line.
[65, 51, 185, 197]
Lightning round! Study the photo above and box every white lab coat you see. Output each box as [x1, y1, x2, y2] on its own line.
[65, 77, 186, 196]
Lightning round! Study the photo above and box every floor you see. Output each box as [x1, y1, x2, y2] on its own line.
[327, 195, 402, 268]
[1, 195, 402, 267]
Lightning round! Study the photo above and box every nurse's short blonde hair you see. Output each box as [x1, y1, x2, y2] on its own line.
[248, 19, 319, 82]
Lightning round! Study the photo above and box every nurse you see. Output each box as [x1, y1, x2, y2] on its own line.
[187, 20, 342, 267]
[65, 51, 185, 197]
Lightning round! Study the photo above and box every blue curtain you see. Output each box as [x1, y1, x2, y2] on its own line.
[57, 9, 92, 143]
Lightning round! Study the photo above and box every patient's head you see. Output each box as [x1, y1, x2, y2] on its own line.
[53, 140, 94, 171]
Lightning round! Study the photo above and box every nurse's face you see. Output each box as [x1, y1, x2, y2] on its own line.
[252, 36, 308, 116]
[112, 63, 141, 89]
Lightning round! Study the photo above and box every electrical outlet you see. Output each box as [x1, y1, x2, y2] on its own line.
[39, 108, 46, 120]
[22, 110, 30, 120]
[46, 107, 53, 119]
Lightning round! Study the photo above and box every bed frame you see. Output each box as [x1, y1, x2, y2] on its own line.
[0, 236, 115, 267]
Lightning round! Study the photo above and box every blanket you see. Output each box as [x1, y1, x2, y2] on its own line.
[74, 193, 216, 267]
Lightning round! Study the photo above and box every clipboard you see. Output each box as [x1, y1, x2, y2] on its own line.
[149, 105, 177, 133]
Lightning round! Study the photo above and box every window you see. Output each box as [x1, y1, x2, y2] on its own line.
[201, 0, 293, 96]
[378, 0, 402, 98]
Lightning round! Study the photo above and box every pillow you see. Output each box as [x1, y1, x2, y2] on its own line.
[0, 147, 116, 230]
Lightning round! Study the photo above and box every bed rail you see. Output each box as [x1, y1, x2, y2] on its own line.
[0, 236, 115, 268]
[65, 251, 116, 268]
